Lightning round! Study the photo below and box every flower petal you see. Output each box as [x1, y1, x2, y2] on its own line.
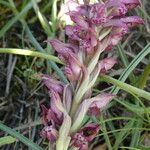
[47, 39, 76, 61]
[90, 93, 114, 110]
[121, 16, 144, 27]
[121, 0, 141, 9]
[65, 53, 83, 81]
[67, 11, 89, 29]
[99, 57, 117, 74]
[42, 75, 64, 93]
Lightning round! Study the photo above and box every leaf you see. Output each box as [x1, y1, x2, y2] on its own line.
[100, 75, 150, 101]
[0, 136, 16, 146]
[0, 48, 63, 64]
[0, 122, 43, 150]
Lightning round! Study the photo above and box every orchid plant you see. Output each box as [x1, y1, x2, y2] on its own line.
[40, 0, 144, 150]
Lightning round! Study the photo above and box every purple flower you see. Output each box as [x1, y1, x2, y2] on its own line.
[65, 25, 84, 41]
[40, 125, 58, 143]
[106, 0, 140, 11]
[88, 93, 114, 116]
[105, 0, 128, 17]
[121, 16, 144, 27]
[47, 39, 77, 61]
[120, 0, 141, 10]
[89, 4, 106, 25]
[40, 0, 144, 148]
[79, 29, 97, 54]
[71, 132, 88, 150]
[50, 90, 63, 121]
[99, 57, 117, 74]
[71, 93, 114, 132]
[64, 53, 83, 81]
[71, 123, 99, 150]
[67, 11, 89, 30]
[104, 16, 144, 28]
[42, 75, 64, 94]
[41, 105, 61, 126]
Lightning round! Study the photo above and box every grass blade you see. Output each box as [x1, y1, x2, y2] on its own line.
[0, 1, 33, 38]
[100, 75, 150, 101]
[25, 25, 69, 84]
[113, 120, 135, 150]
[0, 48, 63, 64]
[0, 136, 16, 146]
[0, 122, 43, 150]
[111, 43, 150, 94]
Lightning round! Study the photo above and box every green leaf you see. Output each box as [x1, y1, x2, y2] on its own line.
[0, 136, 16, 146]
[0, 122, 43, 150]
[100, 75, 150, 101]
[0, 48, 63, 64]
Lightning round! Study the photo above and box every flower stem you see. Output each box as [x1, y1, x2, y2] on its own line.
[70, 100, 79, 119]
[100, 75, 150, 101]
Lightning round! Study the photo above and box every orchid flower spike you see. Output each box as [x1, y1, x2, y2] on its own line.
[40, 0, 144, 149]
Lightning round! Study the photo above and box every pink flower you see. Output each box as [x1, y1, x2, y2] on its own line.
[40, 125, 58, 143]
[120, 0, 141, 10]
[89, 4, 106, 25]
[106, 0, 140, 11]
[47, 39, 77, 61]
[72, 93, 114, 131]
[67, 11, 89, 30]
[104, 16, 144, 28]
[121, 16, 144, 27]
[71, 123, 99, 150]
[99, 57, 117, 74]
[42, 75, 64, 94]
[41, 105, 61, 126]
[50, 91, 63, 120]
[105, 0, 128, 17]
[88, 93, 114, 116]
[64, 53, 83, 81]
[65, 25, 84, 41]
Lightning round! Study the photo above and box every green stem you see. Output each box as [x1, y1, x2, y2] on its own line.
[0, 48, 63, 64]
[100, 75, 150, 101]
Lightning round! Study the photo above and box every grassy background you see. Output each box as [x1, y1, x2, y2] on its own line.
[0, 0, 150, 150]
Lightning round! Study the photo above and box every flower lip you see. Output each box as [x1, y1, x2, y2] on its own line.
[80, 123, 100, 142]
[40, 125, 58, 143]
[72, 133, 88, 150]
[71, 123, 100, 149]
